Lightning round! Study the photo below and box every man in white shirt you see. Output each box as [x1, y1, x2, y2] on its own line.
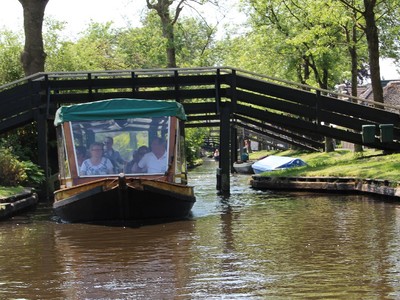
[138, 137, 168, 173]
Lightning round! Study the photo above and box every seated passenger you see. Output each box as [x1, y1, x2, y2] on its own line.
[75, 146, 87, 167]
[138, 137, 168, 174]
[80, 142, 114, 175]
[103, 136, 126, 172]
[124, 146, 149, 173]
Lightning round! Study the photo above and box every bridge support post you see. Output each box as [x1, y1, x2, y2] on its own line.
[217, 103, 230, 193]
[35, 111, 49, 201]
[231, 126, 237, 173]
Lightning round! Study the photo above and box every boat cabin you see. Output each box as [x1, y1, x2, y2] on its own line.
[54, 98, 188, 188]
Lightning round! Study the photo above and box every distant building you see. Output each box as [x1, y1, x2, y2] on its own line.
[359, 80, 400, 113]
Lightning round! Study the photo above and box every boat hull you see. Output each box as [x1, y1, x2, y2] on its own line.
[233, 161, 254, 174]
[53, 178, 195, 225]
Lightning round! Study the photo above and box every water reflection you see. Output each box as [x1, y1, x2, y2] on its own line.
[1, 159, 400, 299]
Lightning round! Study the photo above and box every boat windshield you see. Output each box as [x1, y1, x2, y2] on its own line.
[70, 116, 170, 177]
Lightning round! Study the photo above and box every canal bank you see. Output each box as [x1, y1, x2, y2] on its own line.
[0, 188, 38, 219]
[251, 175, 400, 199]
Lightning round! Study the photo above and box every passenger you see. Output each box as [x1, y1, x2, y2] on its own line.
[213, 149, 220, 161]
[124, 146, 149, 173]
[103, 136, 126, 172]
[75, 146, 87, 167]
[241, 147, 249, 162]
[80, 142, 114, 175]
[138, 137, 168, 174]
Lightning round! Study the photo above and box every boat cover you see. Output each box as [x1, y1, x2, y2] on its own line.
[54, 98, 187, 126]
[252, 155, 306, 174]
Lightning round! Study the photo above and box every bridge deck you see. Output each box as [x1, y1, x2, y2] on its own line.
[0, 67, 399, 194]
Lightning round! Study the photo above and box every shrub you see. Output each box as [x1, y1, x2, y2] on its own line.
[0, 147, 44, 187]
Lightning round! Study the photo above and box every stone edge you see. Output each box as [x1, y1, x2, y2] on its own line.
[250, 175, 400, 198]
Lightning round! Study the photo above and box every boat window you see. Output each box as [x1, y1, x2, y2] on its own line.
[56, 126, 71, 185]
[69, 117, 170, 177]
[174, 121, 188, 184]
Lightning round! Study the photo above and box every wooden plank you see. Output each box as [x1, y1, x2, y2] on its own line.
[0, 111, 35, 134]
[234, 90, 317, 119]
[235, 120, 323, 151]
[234, 74, 317, 106]
[318, 95, 400, 126]
[47, 74, 219, 91]
[49, 88, 223, 104]
[234, 115, 324, 149]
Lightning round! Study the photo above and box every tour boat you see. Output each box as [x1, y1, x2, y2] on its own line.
[53, 98, 196, 225]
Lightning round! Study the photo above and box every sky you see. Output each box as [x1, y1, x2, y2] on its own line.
[0, 0, 399, 80]
[1, 0, 147, 35]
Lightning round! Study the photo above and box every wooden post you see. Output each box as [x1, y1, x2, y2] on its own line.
[218, 103, 231, 192]
[35, 108, 49, 201]
[231, 126, 237, 173]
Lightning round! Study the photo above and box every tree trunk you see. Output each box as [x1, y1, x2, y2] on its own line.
[162, 22, 177, 68]
[364, 0, 384, 105]
[349, 25, 363, 153]
[146, 0, 182, 68]
[18, 0, 49, 76]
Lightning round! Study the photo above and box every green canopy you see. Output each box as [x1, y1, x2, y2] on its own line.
[54, 98, 187, 126]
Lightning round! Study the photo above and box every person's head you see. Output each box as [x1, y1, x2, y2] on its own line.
[90, 142, 104, 159]
[151, 137, 166, 157]
[76, 146, 86, 160]
[137, 145, 148, 156]
[103, 137, 114, 150]
[132, 146, 148, 160]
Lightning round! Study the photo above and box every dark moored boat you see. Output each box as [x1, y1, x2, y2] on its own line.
[53, 98, 195, 225]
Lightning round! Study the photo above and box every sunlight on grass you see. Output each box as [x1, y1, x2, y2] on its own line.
[0, 186, 24, 199]
[249, 149, 400, 181]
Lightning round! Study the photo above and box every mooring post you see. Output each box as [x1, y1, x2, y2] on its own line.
[231, 126, 237, 173]
[217, 103, 231, 192]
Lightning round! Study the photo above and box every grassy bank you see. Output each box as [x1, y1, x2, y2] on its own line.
[0, 186, 25, 199]
[249, 149, 400, 181]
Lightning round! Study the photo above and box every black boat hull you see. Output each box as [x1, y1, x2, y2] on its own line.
[54, 180, 195, 224]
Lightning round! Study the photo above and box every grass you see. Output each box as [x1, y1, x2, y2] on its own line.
[249, 149, 400, 182]
[0, 186, 25, 199]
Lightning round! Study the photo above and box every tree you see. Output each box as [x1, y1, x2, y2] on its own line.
[337, 0, 387, 105]
[241, 0, 352, 152]
[145, 0, 220, 68]
[241, 0, 349, 88]
[18, 0, 49, 76]
[145, 0, 183, 67]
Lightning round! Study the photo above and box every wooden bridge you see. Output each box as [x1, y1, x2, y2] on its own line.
[0, 67, 399, 196]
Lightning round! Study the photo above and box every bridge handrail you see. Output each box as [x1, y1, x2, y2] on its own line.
[1, 66, 398, 113]
[228, 66, 400, 113]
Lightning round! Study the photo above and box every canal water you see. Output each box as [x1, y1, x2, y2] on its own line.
[1, 159, 400, 299]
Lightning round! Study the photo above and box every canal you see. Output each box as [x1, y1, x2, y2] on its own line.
[1, 159, 400, 299]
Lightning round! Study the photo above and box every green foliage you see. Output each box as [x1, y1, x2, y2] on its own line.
[19, 161, 45, 187]
[0, 29, 24, 84]
[0, 147, 26, 186]
[117, 13, 167, 68]
[185, 127, 209, 165]
[175, 16, 218, 67]
[0, 123, 39, 162]
[0, 147, 44, 187]
[0, 186, 25, 198]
